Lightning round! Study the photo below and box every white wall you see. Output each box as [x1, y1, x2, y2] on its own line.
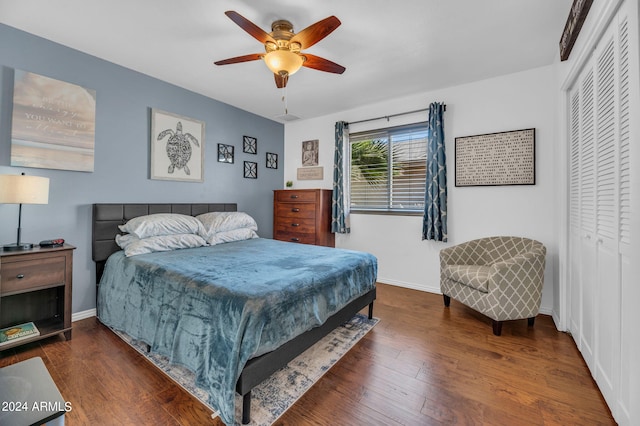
[284, 65, 559, 315]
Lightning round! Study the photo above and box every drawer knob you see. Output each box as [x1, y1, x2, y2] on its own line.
[16, 274, 25, 279]
[291, 223, 300, 227]
[290, 195, 299, 199]
[291, 208, 300, 212]
[291, 237, 300, 242]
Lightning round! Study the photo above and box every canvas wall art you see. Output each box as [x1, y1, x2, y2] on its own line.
[11, 70, 96, 172]
[297, 166, 323, 180]
[454, 128, 535, 186]
[302, 139, 319, 166]
[151, 109, 205, 182]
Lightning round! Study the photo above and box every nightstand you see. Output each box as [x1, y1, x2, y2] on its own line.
[0, 245, 74, 351]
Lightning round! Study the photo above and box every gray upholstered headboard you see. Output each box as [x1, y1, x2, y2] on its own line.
[92, 203, 237, 282]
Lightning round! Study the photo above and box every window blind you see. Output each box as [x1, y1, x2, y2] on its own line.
[349, 123, 427, 212]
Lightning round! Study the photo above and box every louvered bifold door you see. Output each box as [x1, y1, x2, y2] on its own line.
[616, 3, 639, 423]
[568, 87, 582, 338]
[578, 64, 597, 369]
[593, 27, 620, 408]
[565, 0, 639, 423]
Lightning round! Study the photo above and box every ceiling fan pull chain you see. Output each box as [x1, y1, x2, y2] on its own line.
[282, 84, 289, 115]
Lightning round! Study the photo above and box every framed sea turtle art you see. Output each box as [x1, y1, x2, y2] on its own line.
[150, 108, 205, 182]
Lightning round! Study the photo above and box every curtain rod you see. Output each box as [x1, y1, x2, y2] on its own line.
[348, 104, 446, 126]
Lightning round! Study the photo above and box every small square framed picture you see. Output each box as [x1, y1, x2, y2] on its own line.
[244, 161, 258, 179]
[243, 136, 257, 154]
[217, 143, 234, 164]
[266, 152, 278, 169]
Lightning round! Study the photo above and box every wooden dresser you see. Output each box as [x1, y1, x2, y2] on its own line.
[273, 189, 335, 247]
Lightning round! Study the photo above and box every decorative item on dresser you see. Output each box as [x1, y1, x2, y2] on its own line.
[273, 189, 335, 247]
[0, 244, 74, 351]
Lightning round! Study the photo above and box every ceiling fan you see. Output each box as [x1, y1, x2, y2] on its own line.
[214, 11, 346, 88]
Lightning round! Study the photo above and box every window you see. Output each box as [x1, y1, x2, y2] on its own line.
[349, 123, 427, 213]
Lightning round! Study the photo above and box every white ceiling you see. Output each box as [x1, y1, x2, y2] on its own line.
[0, 0, 572, 123]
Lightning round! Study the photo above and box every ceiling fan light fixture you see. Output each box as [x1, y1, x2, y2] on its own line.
[216, 12, 345, 88]
[263, 50, 304, 76]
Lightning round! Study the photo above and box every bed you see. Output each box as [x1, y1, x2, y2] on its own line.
[92, 203, 377, 425]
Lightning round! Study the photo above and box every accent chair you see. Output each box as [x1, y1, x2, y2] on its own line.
[439, 236, 546, 336]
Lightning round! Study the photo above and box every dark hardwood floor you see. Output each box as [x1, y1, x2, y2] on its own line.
[0, 283, 615, 425]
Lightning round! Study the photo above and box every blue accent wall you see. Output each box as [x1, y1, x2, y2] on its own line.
[0, 24, 284, 313]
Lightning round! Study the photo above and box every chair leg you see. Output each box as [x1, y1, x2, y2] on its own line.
[443, 294, 450, 307]
[528, 317, 535, 327]
[492, 320, 503, 336]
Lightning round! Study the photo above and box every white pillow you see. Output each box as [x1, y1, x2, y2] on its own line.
[196, 212, 258, 240]
[208, 228, 258, 245]
[119, 213, 204, 239]
[115, 233, 138, 249]
[116, 233, 207, 257]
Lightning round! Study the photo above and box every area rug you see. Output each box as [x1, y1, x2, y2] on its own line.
[114, 313, 378, 425]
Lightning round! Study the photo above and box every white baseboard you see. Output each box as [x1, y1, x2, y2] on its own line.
[72, 309, 96, 322]
[377, 277, 441, 294]
[377, 277, 556, 327]
[539, 306, 553, 316]
[551, 310, 564, 331]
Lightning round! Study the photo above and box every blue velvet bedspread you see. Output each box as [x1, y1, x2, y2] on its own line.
[97, 238, 377, 425]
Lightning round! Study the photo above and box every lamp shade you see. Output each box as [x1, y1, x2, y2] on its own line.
[0, 174, 49, 205]
[263, 50, 304, 76]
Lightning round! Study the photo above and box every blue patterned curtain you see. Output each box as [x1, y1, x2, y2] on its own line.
[332, 121, 350, 233]
[422, 102, 447, 242]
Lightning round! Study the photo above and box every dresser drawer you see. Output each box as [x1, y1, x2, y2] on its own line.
[274, 217, 316, 234]
[274, 231, 316, 245]
[275, 203, 316, 219]
[1, 256, 66, 295]
[275, 190, 317, 203]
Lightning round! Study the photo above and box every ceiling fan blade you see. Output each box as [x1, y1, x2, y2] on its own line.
[224, 10, 275, 44]
[302, 54, 346, 74]
[291, 16, 341, 49]
[274, 73, 288, 88]
[214, 53, 263, 66]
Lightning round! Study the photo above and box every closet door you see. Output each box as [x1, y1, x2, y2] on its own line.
[568, 88, 581, 338]
[568, 67, 597, 371]
[565, 1, 639, 423]
[593, 26, 619, 406]
[616, 4, 639, 422]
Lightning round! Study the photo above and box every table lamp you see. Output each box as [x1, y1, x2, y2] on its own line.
[0, 173, 50, 251]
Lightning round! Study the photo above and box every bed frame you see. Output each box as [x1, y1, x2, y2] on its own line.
[92, 203, 376, 424]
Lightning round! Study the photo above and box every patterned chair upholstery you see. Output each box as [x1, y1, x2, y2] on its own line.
[440, 236, 546, 335]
